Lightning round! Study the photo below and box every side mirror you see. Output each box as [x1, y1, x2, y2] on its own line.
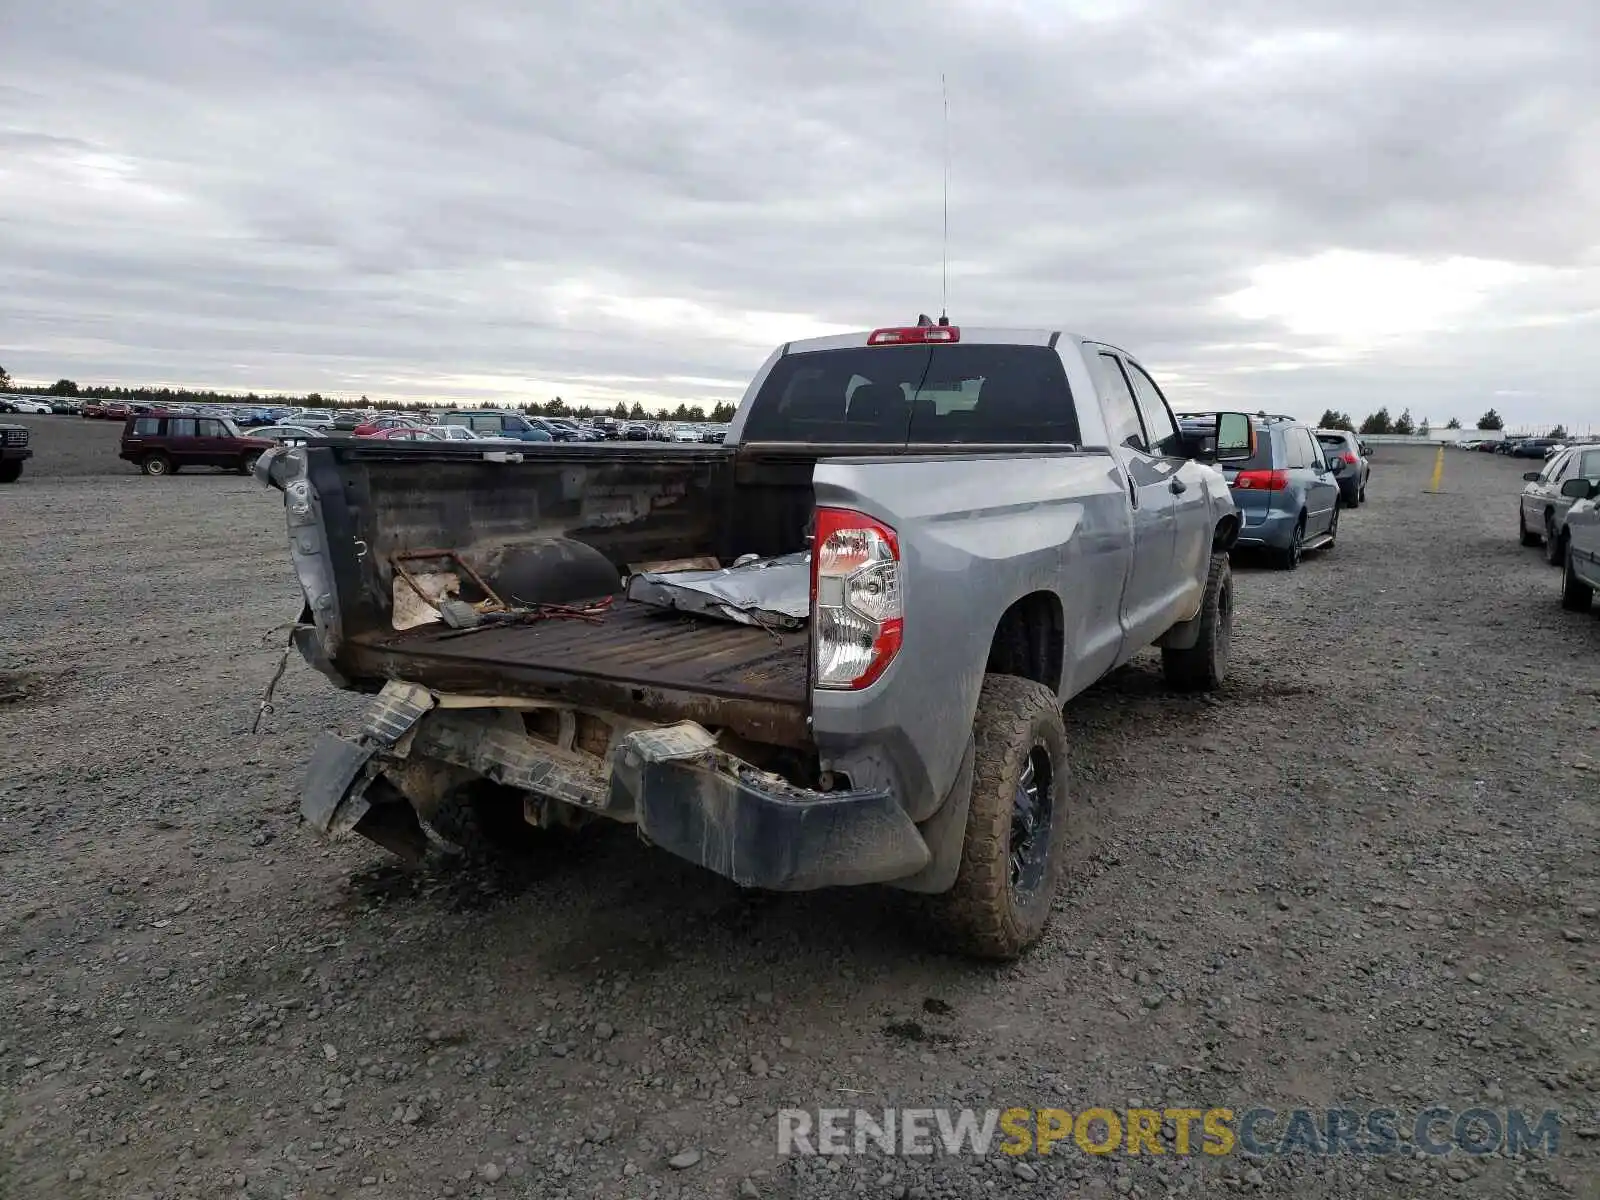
[1213, 413, 1255, 464]
[1560, 478, 1596, 499]
[1523, 471, 1542, 482]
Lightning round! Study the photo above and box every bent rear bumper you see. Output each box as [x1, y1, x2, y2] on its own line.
[300, 687, 931, 892]
[613, 742, 929, 890]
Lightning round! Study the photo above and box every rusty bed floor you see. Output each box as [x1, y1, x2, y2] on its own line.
[363, 597, 811, 706]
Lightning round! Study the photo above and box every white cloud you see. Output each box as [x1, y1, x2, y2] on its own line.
[1, 0, 1599, 426]
[1218, 251, 1530, 343]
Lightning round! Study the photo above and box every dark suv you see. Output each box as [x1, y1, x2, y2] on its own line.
[120, 414, 275, 476]
[1, 422, 30, 483]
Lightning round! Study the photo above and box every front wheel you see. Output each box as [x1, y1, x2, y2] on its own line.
[928, 675, 1070, 961]
[238, 452, 260, 475]
[1561, 549, 1594, 613]
[1162, 552, 1232, 692]
[0, 461, 21, 484]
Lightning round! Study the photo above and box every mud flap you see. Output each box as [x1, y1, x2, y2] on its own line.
[301, 732, 378, 835]
[300, 682, 437, 835]
[888, 735, 975, 895]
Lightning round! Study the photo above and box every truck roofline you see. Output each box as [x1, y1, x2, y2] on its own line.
[781, 328, 1076, 354]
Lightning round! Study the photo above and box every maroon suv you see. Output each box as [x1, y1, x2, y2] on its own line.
[120, 414, 275, 477]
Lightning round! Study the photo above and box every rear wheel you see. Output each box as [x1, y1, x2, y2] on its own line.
[1561, 549, 1594, 613]
[141, 453, 172, 477]
[1325, 503, 1340, 547]
[929, 674, 1070, 961]
[1519, 507, 1540, 547]
[423, 782, 543, 862]
[1162, 552, 1232, 692]
[1275, 517, 1305, 570]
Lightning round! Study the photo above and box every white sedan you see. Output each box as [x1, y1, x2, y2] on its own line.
[4, 397, 54, 415]
[426, 424, 523, 445]
[255, 424, 328, 446]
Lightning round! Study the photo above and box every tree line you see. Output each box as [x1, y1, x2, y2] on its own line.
[1317, 407, 1562, 437]
[0, 365, 736, 423]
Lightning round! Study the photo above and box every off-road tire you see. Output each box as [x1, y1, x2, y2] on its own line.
[1162, 553, 1232, 692]
[1561, 548, 1593, 613]
[0, 461, 21, 484]
[929, 674, 1070, 961]
[238, 452, 261, 475]
[1519, 508, 1540, 546]
[423, 783, 541, 862]
[141, 453, 172, 477]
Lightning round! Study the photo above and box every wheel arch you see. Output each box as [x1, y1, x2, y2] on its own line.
[985, 590, 1065, 696]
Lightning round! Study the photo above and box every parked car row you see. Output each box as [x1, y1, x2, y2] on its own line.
[1175, 413, 1370, 569]
[1519, 445, 1600, 600]
[1460, 436, 1596, 458]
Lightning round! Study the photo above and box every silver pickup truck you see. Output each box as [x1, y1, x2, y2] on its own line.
[257, 324, 1255, 959]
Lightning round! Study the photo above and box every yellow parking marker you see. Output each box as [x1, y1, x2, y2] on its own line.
[1424, 444, 1446, 493]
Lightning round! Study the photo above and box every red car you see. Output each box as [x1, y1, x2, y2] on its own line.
[360, 426, 438, 441]
[119, 413, 275, 476]
[353, 415, 425, 436]
[81, 401, 107, 419]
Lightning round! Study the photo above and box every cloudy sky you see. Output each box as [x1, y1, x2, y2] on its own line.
[3, 0, 1598, 430]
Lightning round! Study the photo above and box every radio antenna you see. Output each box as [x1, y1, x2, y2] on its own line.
[940, 72, 949, 323]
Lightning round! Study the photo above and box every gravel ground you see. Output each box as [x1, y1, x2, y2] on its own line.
[2, 417, 1597, 1200]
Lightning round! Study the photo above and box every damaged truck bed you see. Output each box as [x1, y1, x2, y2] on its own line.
[350, 600, 811, 746]
[259, 324, 1251, 960]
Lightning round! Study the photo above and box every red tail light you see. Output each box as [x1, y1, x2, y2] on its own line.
[866, 326, 960, 346]
[1232, 469, 1290, 491]
[811, 508, 903, 690]
[1341, 452, 1358, 465]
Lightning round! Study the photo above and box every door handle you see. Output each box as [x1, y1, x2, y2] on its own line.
[1168, 477, 1187, 495]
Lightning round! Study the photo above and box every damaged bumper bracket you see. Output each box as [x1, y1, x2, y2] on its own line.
[300, 681, 436, 835]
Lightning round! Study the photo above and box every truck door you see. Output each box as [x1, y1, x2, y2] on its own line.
[1091, 352, 1177, 657]
[1123, 358, 1212, 617]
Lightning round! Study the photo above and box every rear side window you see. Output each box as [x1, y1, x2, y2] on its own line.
[1283, 429, 1310, 468]
[132, 417, 159, 436]
[1092, 353, 1146, 451]
[740, 344, 1080, 445]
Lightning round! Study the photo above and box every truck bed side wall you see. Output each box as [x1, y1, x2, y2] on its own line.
[309, 447, 730, 643]
[807, 452, 1131, 819]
